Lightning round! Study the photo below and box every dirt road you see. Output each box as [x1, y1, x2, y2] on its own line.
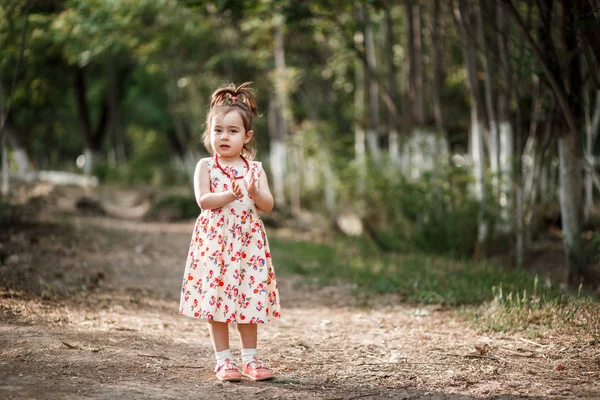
[1, 213, 599, 399]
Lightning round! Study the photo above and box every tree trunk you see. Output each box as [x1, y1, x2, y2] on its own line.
[73, 67, 109, 176]
[289, 134, 302, 215]
[476, 0, 499, 196]
[360, 3, 381, 165]
[320, 147, 337, 224]
[558, 131, 585, 283]
[497, 2, 513, 232]
[557, 0, 585, 283]
[0, 78, 7, 196]
[354, 57, 366, 191]
[471, 109, 487, 247]
[384, 6, 400, 165]
[1, 107, 6, 197]
[515, 74, 525, 267]
[585, 90, 600, 222]
[270, 12, 289, 207]
[268, 94, 286, 207]
[0, 8, 29, 195]
[412, 1, 425, 125]
[432, 0, 445, 134]
[456, 0, 488, 247]
[108, 58, 128, 166]
[405, 0, 416, 126]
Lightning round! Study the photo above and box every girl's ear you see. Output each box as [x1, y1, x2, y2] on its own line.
[245, 130, 254, 143]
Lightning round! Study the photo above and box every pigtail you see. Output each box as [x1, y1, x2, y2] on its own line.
[233, 82, 258, 117]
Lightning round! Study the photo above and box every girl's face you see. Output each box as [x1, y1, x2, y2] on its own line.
[210, 110, 253, 160]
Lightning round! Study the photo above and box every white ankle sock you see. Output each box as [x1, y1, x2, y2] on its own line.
[241, 348, 257, 365]
[215, 349, 233, 365]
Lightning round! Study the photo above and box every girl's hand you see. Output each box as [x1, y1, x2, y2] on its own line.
[244, 166, 259, 195]
[229, 178, 243, 200]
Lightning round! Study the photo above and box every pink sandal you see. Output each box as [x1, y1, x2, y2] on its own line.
[215, 358, 242, 382]
[242, 356, 275, 381]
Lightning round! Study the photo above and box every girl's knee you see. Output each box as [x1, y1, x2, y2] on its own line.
[236, 323, 257, 332]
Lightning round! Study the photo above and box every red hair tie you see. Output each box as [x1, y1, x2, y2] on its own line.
[231, 96, 237, 101]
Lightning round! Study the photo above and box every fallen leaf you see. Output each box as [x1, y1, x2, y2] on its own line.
[475, 344, 489, 355]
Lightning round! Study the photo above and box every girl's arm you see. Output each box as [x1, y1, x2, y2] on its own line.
[194, 159, 237, 210]
[249, 172, 275, 213]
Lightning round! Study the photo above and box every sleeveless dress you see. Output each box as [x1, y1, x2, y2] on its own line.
[179, 156, 281, 324]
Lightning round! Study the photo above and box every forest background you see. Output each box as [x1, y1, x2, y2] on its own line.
[2, 0, 600, 320]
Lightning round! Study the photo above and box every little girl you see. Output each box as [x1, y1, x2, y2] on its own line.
[179, 82, 281, 382]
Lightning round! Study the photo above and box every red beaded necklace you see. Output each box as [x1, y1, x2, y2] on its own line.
[215, 154, 249, 180]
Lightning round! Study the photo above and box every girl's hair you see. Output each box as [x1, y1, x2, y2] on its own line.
[202, 82, 259, 159]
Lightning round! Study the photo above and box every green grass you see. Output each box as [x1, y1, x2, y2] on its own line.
[470, 281, 600, 339]
[270, 234, 600, 339]
[269, 234, 546, 306]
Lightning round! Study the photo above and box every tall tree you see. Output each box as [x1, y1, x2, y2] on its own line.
[432, 0, 446, 134]
[0, 3, 29, 195]
[496, 2, 513, 231]
[270, 10, 289, 208]
[455, 0, 488, 247]
[475, 0, 499, 195]
[359, 2, 381, 164]
[584, 90, 600, 221]
[384, 4, 400, 164]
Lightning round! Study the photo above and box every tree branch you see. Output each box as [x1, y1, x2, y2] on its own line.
[500, 0, 579, 139]
[329, 14, 402, 127]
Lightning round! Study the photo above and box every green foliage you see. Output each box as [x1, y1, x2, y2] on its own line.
[145, 193, 199, 221]
[339, 160, 488, 258]
[122, 127, 188, 186]
[270, 233, 536, 306]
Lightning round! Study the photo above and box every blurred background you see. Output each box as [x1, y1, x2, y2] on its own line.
[1, 0, 599, 300]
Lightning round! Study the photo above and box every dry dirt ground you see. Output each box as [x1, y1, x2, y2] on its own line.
[1, 185, 599, 400]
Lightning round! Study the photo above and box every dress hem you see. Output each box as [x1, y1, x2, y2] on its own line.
[178, 311, 280, 324]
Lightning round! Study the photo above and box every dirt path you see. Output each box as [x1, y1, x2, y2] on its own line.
[1, 212, 599, 399]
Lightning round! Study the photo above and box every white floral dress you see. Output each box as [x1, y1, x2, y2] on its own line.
[179, 156, 281, 324]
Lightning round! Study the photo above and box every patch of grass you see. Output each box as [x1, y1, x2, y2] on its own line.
[470, 280, 600, 341]
[269, 234, 542, 306]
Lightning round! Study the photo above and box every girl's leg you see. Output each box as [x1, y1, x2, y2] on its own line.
[237, 323, 274, 381]
[207, 320, 230, 352]
[236, 323, 257, 349]
[208, 320, 241, 382]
